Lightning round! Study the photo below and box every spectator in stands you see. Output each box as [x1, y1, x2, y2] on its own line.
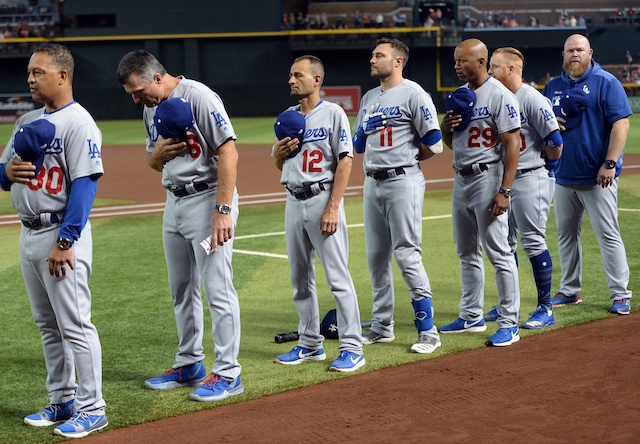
[626, 50, 633, 64]
[578, 16, 586, 26]
[353, 10, 362, 28]
[375, 13, 384, 28]
[569, 15, 577, 27]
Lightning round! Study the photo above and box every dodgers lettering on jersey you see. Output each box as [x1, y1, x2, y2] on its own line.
[452, 78, 520, 168]
[0, 102, 104, 218]
[354, 79, 439, 173]
[280, 100, 353, 189]
[515, 84, 560, 170]
[144, 77, 238, 189]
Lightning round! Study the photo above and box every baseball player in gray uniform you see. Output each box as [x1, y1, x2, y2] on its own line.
[440, 38, 522, 347]
[273, 55, 365, 372]
[487, 47, 563, 330]
[352, 38, 444, 354]
[0, 43, 107, 438]
[117, 50, 243, 401]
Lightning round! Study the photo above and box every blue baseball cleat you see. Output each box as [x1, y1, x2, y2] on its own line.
[54, 412, 108, 438]
[144, 361, 206, 390]
[189, 374, 244, 402]
[440, 317, 487, 333]
[609, 299, 630, 315]
[275, 346, 326, 365]
[329, 351, 365, 372]
[551, 292, 582, 307]
[522, 305, 556, 330]
[24, 399, 75, 427]
[486, 327, 520, 347]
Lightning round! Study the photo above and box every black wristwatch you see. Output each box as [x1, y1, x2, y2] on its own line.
[57, 237, 73, 250]
[215, 204, 232, 215]
[498, 188, 512, 198]
[604, 159, 616, 169]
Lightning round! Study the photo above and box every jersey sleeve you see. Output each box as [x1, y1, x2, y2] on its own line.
[66, 122, 104, 181]
[334, 107, 354, 158]
[191, 91, 237, 151]
[527, 91, 560, 139]
[603, 77, 633, 123]
[494, 88, 521, 134]
[409, 89, 439, 138]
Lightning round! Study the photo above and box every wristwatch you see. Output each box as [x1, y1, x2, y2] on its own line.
[498, 188, 512, 198]
[604, 159, 616, 169]
[57, 237, 73, 250]
[215, 204, 232, 215]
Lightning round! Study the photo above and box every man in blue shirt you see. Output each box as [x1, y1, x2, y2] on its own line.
[542, 34, 632, 315]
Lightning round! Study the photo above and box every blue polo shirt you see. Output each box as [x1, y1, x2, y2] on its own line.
[542, 61, 632, 185]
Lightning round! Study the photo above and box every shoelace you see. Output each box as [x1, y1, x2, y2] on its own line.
[202, 373, 224, 388]
[42, 404, 62, 418]
[66, 412, 91, 425]
[160, 367, 183, 379]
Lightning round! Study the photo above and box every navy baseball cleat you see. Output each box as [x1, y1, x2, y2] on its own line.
[486, 327, 520, 347]
[24, 399, 75, 427]
[190, 374, 244, 402]
[275, 346, 326, 365]
[54, 412, 108, 438]
[522, 305, 556, 330]
[329, 351, 365, 372]
[551, 292, 583, 307]
[609, 299, 631, 315]
[144, 361, 206, 390]
[439, 317, 487, 333]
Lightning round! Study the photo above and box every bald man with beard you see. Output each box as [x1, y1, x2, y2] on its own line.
[439, 39, 522, 347]
[542, 34, 633, 315]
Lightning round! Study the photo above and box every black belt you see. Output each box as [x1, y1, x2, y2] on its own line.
[169, 182, 210, 197]
[21, 213, 60, 229]
[517, 165, 544, 175]
[453, 163, 491, 177]
[366, 167, 406, 180]
[287, 182, 328, 200]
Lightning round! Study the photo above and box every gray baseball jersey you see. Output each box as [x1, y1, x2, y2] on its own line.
[515, 84, 559, 170]
[280, 100, 352, 188]
[450, 77, 521, 328]
[280, 100, 362, 353]
[354, 79, 439, 172]
[144, 77, 241, 381]
[452, 78, 520, 169]
[354, 79, 440, 343]
[145, 77, 237, 189]
[2, 103, 106, 414]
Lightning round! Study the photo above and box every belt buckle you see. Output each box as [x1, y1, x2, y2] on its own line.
[387, 169, 397, 179]
[23, 218, 39, 228]
[453, 166, 462, 175]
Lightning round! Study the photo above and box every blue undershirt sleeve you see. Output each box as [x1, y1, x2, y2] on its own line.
[0, 163, 11, 191]
[58, 176, 98, 242]
[420, 129, 442, 147]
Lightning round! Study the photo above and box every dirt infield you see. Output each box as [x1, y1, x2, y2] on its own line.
[83, 145, 639, 443]
[84, 313, 640, 444]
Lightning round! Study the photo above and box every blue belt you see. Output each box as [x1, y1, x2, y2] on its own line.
[366, 167, 406, 180]
[169, 182, 210, 197]
[287, 182, 328, 200]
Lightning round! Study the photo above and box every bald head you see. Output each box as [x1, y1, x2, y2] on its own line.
[454, 38, 489, 88]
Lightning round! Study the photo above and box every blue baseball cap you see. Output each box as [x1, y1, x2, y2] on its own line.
[274, 109, 305, 158]
[13, 119, 56, 175]
[154, 97, 195, 141]
[274, 109, 305, 142]
[445, 88, 476, 132]
[555, 88, 591, 130]
[320, 308, 339, 340]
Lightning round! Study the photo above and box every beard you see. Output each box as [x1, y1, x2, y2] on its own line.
[563, 59, 590, 79]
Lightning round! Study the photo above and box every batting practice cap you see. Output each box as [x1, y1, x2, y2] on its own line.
[154, 97, 195, 141]
[445, 87, 476, 132]
[13, 119, 56, 175]
[320, 309, 339, 340]
[555, 88, 591, 130]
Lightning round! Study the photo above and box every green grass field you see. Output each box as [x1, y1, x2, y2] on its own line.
[0, 116, 638, 443]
